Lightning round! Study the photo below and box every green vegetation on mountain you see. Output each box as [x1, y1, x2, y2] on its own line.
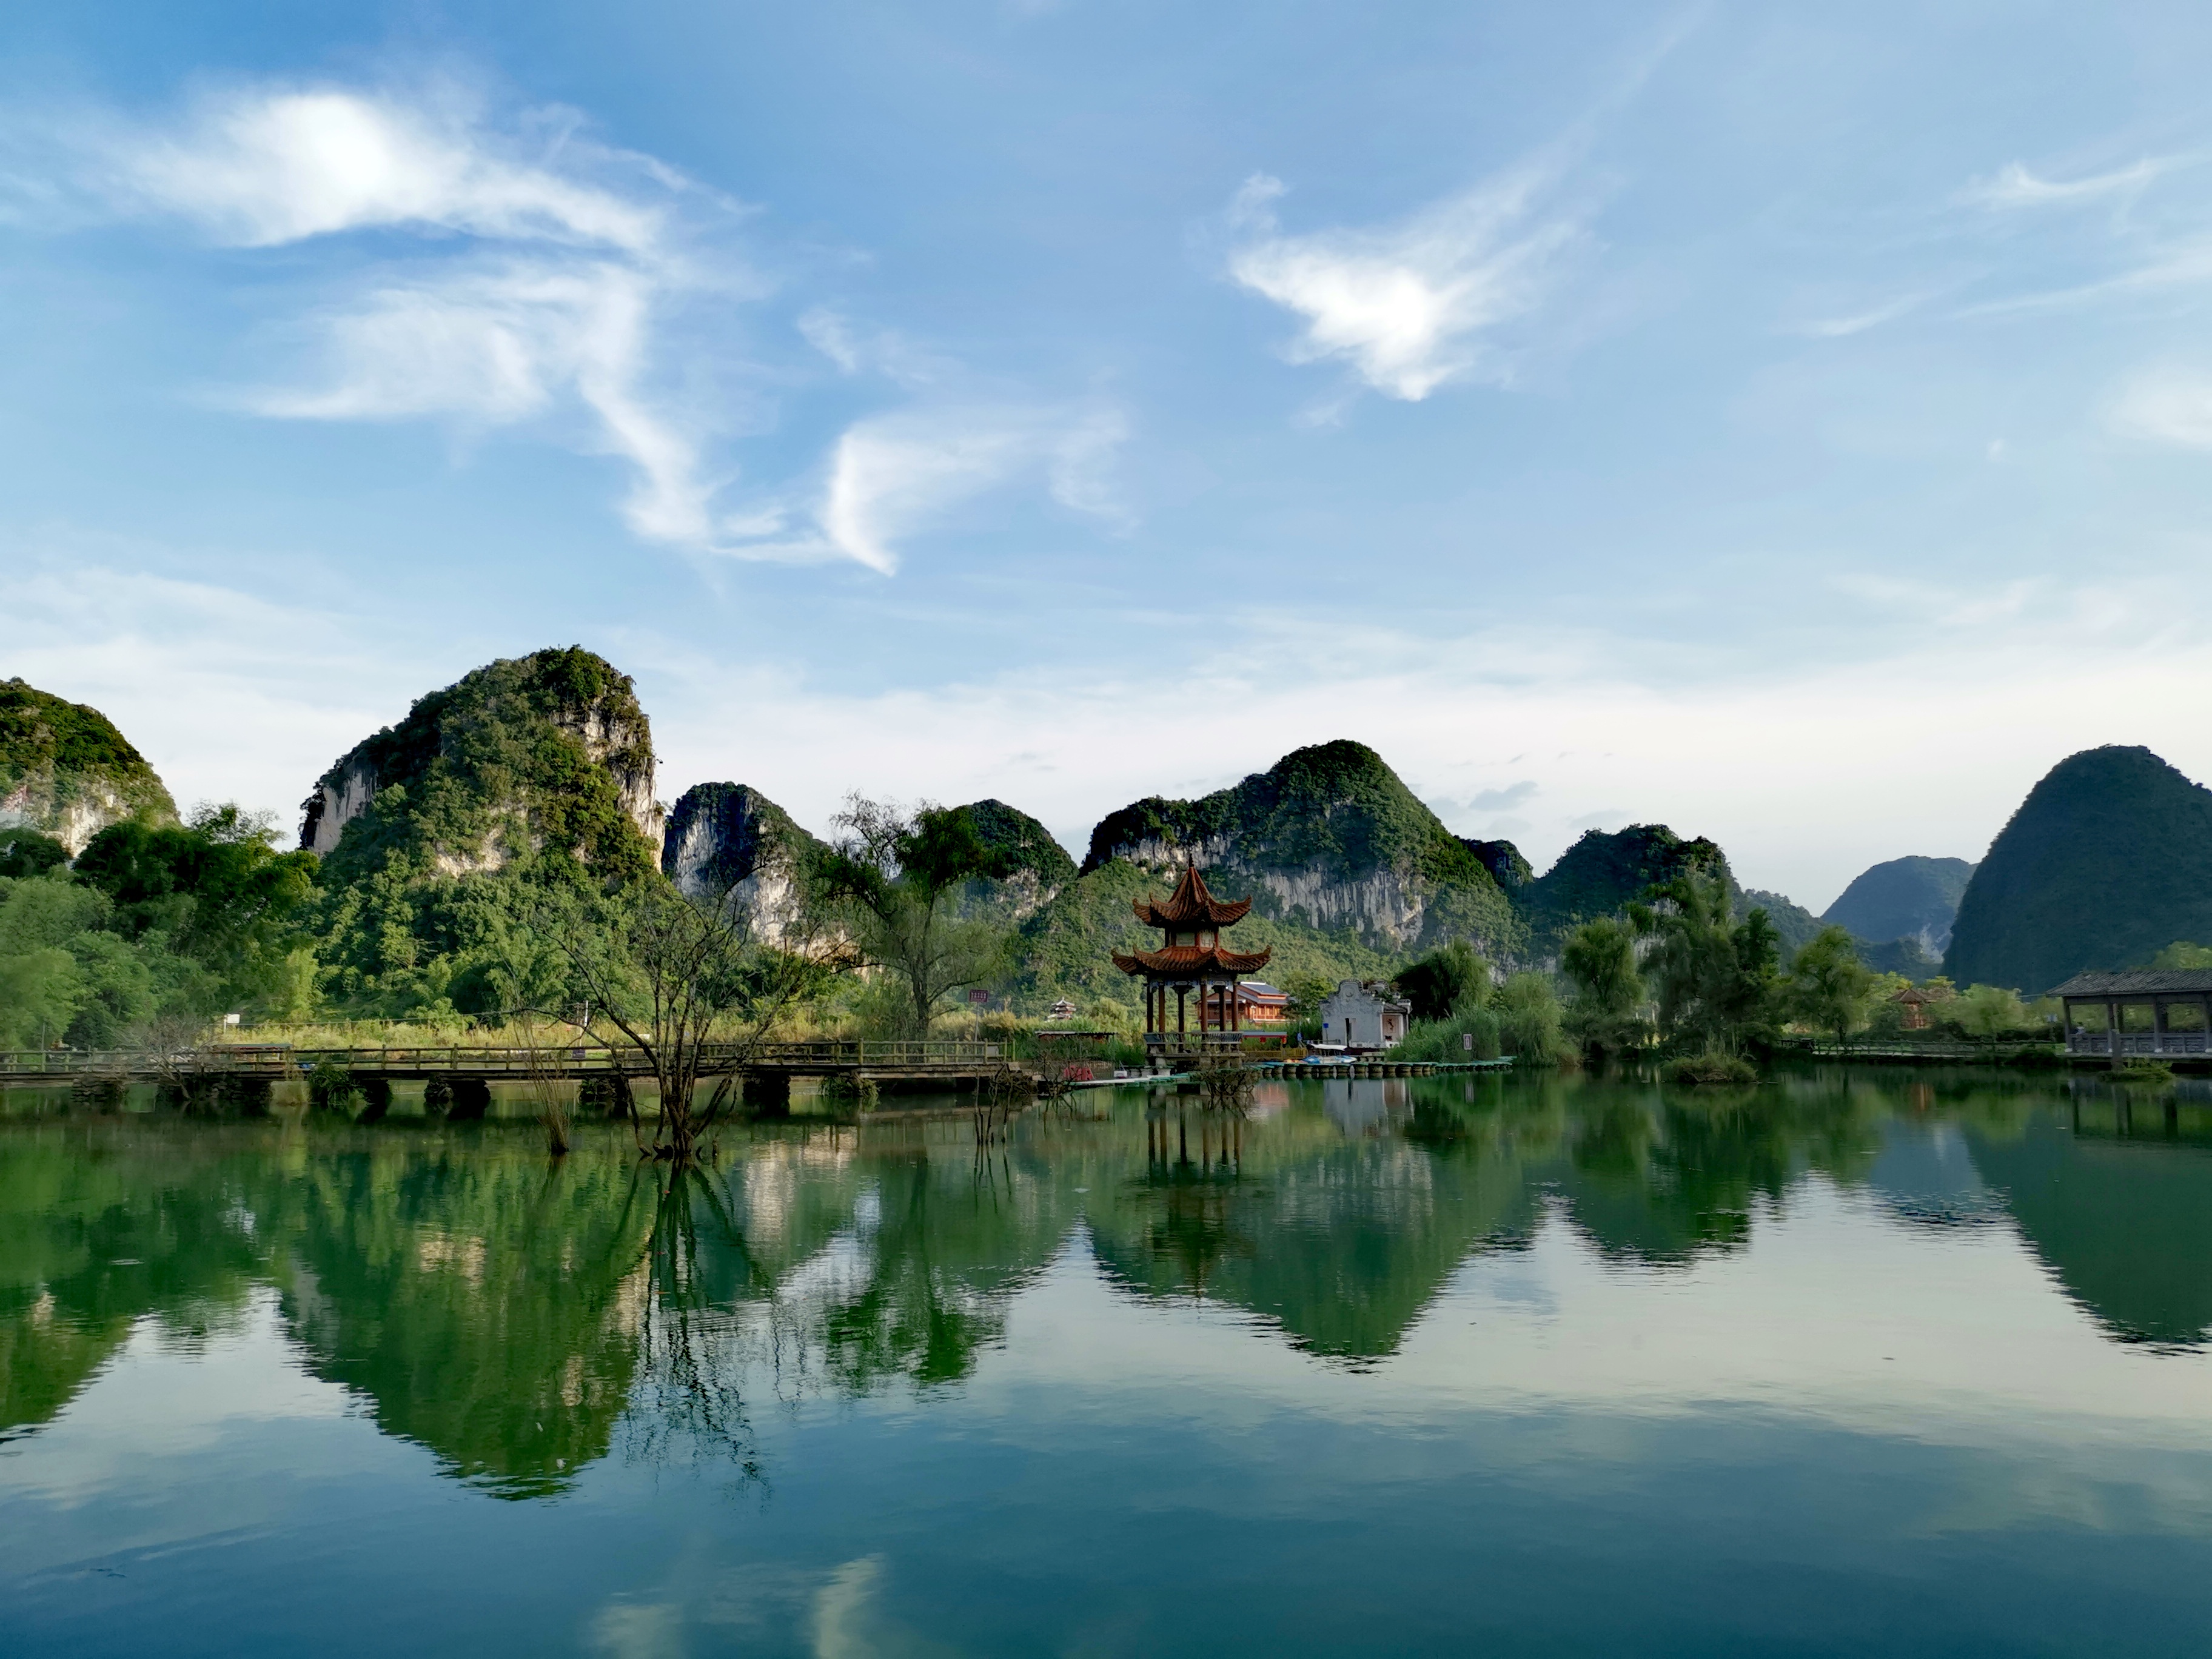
[1743, 888, 1823, 957]
[1522, 824, 1732, 957]
[1824, 856, 1975, 953]
[1007, 856, 1399, 1013]
[0, 677, 177, 853]
[1079, 740, 1517, 957]
[963, 799, 1076, 890]
[304, 649, 663, 1019]
[0, 806, 317, 1046]
[1945, 746, 2212, 993]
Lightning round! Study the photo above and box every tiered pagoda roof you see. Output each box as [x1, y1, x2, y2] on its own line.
[1111, 865, 1272, 977]
[1133, 865, 1253, 930]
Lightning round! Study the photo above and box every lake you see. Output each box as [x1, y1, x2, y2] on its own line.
[4, 1068, 2210, 1656]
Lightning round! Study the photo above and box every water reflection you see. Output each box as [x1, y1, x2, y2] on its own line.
[4, 1066, 2210, 1489]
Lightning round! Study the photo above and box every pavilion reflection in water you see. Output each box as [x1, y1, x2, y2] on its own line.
[5, 1068, 2212, 1487]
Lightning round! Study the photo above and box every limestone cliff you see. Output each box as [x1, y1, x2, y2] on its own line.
[0, 678, 177, 855]
[301, 646, 662, 881]
[1078, 740, 1517, 956]
[661, 782, 820, 941]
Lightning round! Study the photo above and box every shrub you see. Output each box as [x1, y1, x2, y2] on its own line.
[1665, 1050, 1759, 1085]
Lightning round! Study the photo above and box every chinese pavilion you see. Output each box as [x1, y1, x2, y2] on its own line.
[1112, 865, 1273, 1051]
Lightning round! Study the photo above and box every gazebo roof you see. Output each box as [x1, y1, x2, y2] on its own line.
[2049, 970, 2212, 997]
[1133, 865, 1252, 928]
[1112, 944, 1273, 977]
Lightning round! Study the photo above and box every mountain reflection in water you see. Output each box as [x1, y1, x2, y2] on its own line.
[4, 1067, 2211, 1494]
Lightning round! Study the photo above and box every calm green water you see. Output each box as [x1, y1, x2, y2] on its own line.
[4, 1069, 2211, 1657]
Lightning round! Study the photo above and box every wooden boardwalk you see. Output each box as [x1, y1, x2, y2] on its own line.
[0, 1040, 1021, 1089]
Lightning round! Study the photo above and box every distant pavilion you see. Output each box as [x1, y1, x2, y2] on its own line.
[1113, 866, 1272, 1054]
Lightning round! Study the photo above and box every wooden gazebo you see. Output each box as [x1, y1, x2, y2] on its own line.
[2051, 970, 2212, 1059]
[1113, 866, 1272, 1056]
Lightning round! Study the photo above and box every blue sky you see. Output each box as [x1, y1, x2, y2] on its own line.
[7, 1, 2212, 908]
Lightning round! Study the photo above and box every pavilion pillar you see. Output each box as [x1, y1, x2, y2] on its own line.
[1232, 976, 1241, 1031]
[1177, 987, 1187, 1037]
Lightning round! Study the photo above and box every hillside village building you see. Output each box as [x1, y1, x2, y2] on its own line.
[1319, 980, 1411, 1050]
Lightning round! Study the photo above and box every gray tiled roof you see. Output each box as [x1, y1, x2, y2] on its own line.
[2048, 970, 2212, 997]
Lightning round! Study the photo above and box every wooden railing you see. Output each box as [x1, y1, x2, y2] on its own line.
[1, 1040, 1007, 1081]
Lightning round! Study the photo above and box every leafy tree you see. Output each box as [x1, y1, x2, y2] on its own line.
[1633, 875, 1779, 1055]
[1945, 984, 2031, 1039]
[1494, 971, 1569, 1066]
[0, 830, 67, 879]
[1395, 940, 1489, 1022]
[1560, 916, 1645, 1053]
[73, 805, 318, 1012]
[1786, 925, 1879, 1047]
[2145, 941, 2212, 971]
[814, 799, 1016, 1037]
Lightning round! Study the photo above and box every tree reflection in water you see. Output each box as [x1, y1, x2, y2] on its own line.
[2, 1068, 2210, 1491]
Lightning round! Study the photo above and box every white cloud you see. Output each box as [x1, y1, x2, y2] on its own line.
[2107, 366, 2212, 451]
[1961, 158, 2167, 212]
[737, 404, 1130, 575]
[39, 82, 775, 557]
[1225, 163, 1583, 401]
[101, 87, 665, 249]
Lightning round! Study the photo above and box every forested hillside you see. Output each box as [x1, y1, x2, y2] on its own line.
[1946, 746, 2212, 991]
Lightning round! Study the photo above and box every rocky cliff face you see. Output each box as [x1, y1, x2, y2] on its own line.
[662, 782, 819, 942]
[1946, 746, 2212, 991]
[1079, 740, 1516, 954]
[302, 647, 663, 884]
[0, 678, 177, 855]
[960, 799, 1076, 921]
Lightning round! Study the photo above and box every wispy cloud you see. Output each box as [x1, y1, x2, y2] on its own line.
[2107, 366, 2212, 451]
[1960, 158, 2168, 212]
[740, 403, 1130, 575]
[1224, 161, 1584, 401]
[20, 82, 769, 555]
[1798, 290, 1933, 339]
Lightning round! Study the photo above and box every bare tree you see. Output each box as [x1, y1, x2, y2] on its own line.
[557, 872, 847, 1164]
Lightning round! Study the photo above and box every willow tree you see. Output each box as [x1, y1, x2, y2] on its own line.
[813, 799, 1016, 1038]
[1561, 916, 1646, 1055]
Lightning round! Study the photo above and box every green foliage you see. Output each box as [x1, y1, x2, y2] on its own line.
[1942, 984, 2033, 1039]
[1493, 971, 1569, 1065]
[1785, 925, 1879, 1045]
[1391, 999, 1502, 1062]
[1523, 824, 1732, 957]
[1079, 739, 1518, 956]
[1561, 916, 1646, 1053]
[1743, 888, 1826, 957]
[2143, 940, 2212, 970]
[815, 799, 1015, 1036]
[0, 802, 318, 1044]
[1636, 874, 1779, 1056]
[962, 799, 1076, 889]
[0, 677, 178, 831]
[303, 649, 666, 1020]
[1395, 940, 1490, 1022]
[1946, 745, 2212, 992]
[0, 830, 68, 879]
[1665, 1050, 1760, 1085]
[1007, 857, 1401, 1013]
